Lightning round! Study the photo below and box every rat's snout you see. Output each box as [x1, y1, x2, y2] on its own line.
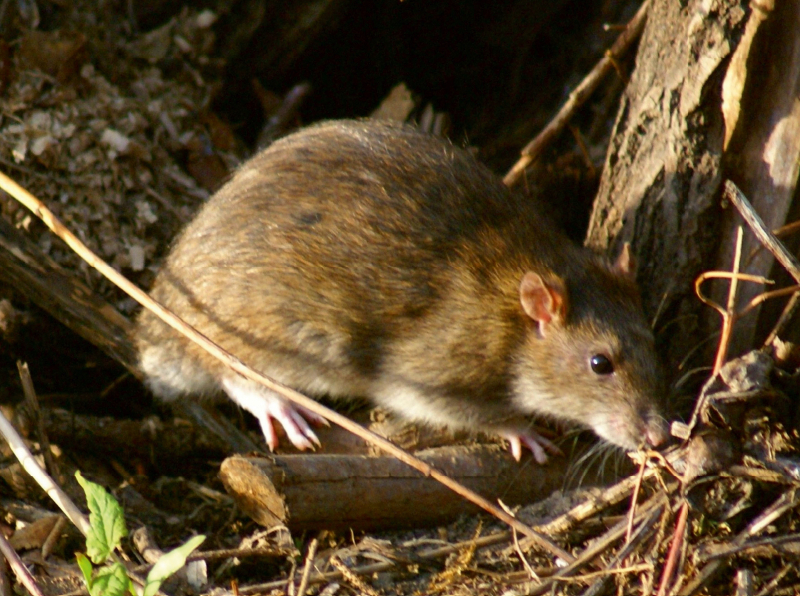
[644, 417, 669, 448]
[591, 405, 670, 452]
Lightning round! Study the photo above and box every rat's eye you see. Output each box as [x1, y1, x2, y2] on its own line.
[590, 354, 614, 375]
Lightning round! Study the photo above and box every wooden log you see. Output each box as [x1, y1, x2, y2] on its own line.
[39, 407, 244, 463]
[219, 444, 618, 531]
[715, 0, 800, 352]
[0, 215, 138, 375]
[585, 0, 749, 373]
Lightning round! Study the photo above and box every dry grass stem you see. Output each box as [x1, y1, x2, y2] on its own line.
[0, 532, 45, 596]
[498, 501, 539, 581]
[296, 538, 319, 596]
[626, 457, 648, 544]
[0, 402, 90, 536]
[329, 555, 380, 596]
[716, 226, 745, 373]
[724, 181, 800, 283]
[17, 362, 60, 483]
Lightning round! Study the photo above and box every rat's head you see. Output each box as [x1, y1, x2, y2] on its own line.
[510, 246, 668, 452]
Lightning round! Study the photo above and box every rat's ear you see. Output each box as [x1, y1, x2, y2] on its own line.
[519, 271, 568, 336]
[614, 243, 636, 279]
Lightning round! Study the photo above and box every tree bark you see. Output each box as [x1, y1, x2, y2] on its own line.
[585, 0, 749, 375]
[716, 0, 800, 352]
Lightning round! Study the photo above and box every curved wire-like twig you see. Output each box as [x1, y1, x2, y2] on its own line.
[694, 270, 772, 317]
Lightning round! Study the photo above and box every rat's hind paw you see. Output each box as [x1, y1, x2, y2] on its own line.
[502, 430, 563, 464]
[259, 399, 321, 451]
[221, 376, 323, 451]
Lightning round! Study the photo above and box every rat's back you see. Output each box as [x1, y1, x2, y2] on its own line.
[135, 120, 555, 400]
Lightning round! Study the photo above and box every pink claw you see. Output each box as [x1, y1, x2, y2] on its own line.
[502, 430, 563, 463]
[221, 376, 325, 451]
[260, 399, 321, 451]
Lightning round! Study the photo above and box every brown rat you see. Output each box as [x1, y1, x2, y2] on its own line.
[134, 119, 668, 462]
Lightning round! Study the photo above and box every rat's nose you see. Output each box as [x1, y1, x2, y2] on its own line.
[645, 418, 669, 448]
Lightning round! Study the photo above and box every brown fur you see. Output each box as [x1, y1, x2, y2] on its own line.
[135, 119, 666, 450]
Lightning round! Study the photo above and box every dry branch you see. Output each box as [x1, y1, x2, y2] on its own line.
[723, 181, 800, 284]
[0, 215, 137, 375]
[219, 444, 616, 532]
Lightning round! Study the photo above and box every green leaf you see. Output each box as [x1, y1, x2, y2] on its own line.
[76, 472, 128, 564]
[91, 562, 130, 596]
[76, 552, 94, 591]
[143, 535, 205, 596]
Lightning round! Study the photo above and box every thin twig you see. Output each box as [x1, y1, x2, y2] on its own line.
[329, 555, 380, 596]
[503, 0, 650, 187]
[0, 551, 11, 596]
[773, 218, 800, 239]
[41, 516, 67, 560]
[734, 569, 753, 596]
[0, 408, 90, 535]
[0, 533, 45, 596]
[764, 292, 800, 346]
[551, 564, 653, 583]
[715, 226, 744, 373]
[17, 362, 60, 483]
[626, 457, 648, 543]
[656, 500, 688, 596]
[296, 539, 318, 596]
[499, 500, 538, 581]
[0, 161, 573, 563]
[744, 217, 800, 267]
[724, 181, 800, 284]
[700, 531, 800, 560]
[754, 564, 792, 596]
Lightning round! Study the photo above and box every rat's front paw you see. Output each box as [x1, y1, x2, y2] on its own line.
[501, 430, 563, 463]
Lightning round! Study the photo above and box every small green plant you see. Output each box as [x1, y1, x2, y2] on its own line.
[75, 472, 205, 596]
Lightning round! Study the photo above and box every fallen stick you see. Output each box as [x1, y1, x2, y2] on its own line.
[0, 215, 137, 375]
[220, 444, 615, 532]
